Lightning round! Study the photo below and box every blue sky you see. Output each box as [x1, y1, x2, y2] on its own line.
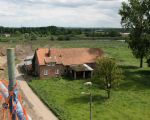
[0, 0, 127, 27]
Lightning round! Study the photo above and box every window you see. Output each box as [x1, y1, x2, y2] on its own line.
[47, 62, 55, 66]
[44, 69, 48, 75]
[55, 69, 59, 74]
[51, 62, 55, 66]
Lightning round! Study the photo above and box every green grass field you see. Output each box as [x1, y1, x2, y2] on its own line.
[28, 40, 150, 120]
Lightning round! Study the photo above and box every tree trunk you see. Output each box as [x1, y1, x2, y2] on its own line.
[107, 89, 110, 99]
[106, 82, 111, 99]
[140, 56, 143, 68]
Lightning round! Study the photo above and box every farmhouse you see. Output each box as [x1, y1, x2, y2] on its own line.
[32, 48, 103, 79]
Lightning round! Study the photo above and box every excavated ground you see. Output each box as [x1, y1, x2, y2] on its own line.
[0, 44, 39, 119]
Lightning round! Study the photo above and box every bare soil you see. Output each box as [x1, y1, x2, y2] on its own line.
[0, 44, 33, 79]
[15, 44, 33, 60]
[0, 56, 7, 79]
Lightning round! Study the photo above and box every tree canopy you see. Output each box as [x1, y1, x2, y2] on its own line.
[93, 57, 122, 98]
[119, 0, 150, 67]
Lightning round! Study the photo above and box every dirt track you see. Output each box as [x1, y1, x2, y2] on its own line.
[16, 65, 58, 120]
[0, 56, 7, 79]
[0, 56, 6, 66]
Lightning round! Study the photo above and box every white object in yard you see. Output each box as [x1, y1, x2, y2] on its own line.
[83, 64, 93, 71]
[84, 82, 92, 86]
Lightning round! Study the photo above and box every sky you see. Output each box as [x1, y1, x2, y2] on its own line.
[0, 0, 127, 28]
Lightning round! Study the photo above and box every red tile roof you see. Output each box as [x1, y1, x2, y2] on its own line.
[36, 48, 103, 66]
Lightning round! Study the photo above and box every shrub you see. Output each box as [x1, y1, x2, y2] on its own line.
[93, 57, 123, 98]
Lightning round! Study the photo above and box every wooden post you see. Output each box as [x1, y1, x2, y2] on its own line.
[90, 93, 92, 120]
[74, 71, 76, 79]
[91, 71, 93, 78]
[7, 48, 16, 120]
[83, 71, 85, 79]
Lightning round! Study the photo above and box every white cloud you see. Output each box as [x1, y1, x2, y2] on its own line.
[0, 0, 126, 27]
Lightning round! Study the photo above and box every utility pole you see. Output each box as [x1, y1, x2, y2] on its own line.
[7, 48, 16, 120]
[89, 86, 92, 120]
[82, 82, 93, 120]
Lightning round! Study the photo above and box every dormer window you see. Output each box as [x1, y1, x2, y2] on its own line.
[47, 62, 56, 66]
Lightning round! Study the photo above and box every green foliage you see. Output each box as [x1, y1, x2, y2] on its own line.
[85, 30, 121, 38]
[0, 37, 9, 42]
[146, 46, 150, 67]
[24, 33, 30, 40]
[57, 35, 71, 41]
[30, 32, 37, 41]
[50, 36, 55, 41]
[146, 58, 150, 67]
[119, 0, 150, 67]
[57, 35, 64, 41]
[65, 35, 71, 41]
[15, 31, 21, 36]
[93, 57, 123, 98]
[0, 26, 125, 41]
[108, 30, 121, 37]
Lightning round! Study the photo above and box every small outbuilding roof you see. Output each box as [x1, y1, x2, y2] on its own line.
[24, 55, 33, 66]
[24, 55, 34, 61]
[70, 64, 93, 72]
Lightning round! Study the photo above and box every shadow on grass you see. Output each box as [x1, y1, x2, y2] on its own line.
[119, 65, 139, 70]
[119, 65, 150, 90]
[66, 94, 107, 105]
[92, 95, 108, 104]
[61, 76, 90, 82]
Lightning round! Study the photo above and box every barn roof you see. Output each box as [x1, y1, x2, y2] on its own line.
[36, 48, 103, 66]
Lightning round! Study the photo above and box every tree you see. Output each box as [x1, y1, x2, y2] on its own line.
[146, 58, 150, 67]
[93, 57, 122, 99]
[24, 33, 30, 40]
[30, 32, 37, 41]
[15, 31, 21, 36]
[119, 0, 150, 68]
[65, 35, 71, 41]
[108, 30, 121, 37]
[57, 35, 64, 41]
[50, 36, 55, 41]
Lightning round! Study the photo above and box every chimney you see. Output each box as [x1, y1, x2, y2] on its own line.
[48, 48, 51, 57]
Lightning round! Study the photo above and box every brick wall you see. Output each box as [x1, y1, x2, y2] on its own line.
[39, 64, 65, 79]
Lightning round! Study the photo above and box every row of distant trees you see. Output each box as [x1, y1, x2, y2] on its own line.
[0, 26, 82, 36]
[0, 26, 125, 40]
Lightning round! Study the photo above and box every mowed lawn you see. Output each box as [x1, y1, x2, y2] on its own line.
[29, 40, 150, 120]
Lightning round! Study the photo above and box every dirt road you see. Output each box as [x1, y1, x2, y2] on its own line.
[0, 56, 6, 66]
[0, 56, 7, 79]
[15, 65, 58, 120]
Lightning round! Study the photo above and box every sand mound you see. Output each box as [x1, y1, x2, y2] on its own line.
[15, 45, 33, 60]
[0, 47, 6, 56]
